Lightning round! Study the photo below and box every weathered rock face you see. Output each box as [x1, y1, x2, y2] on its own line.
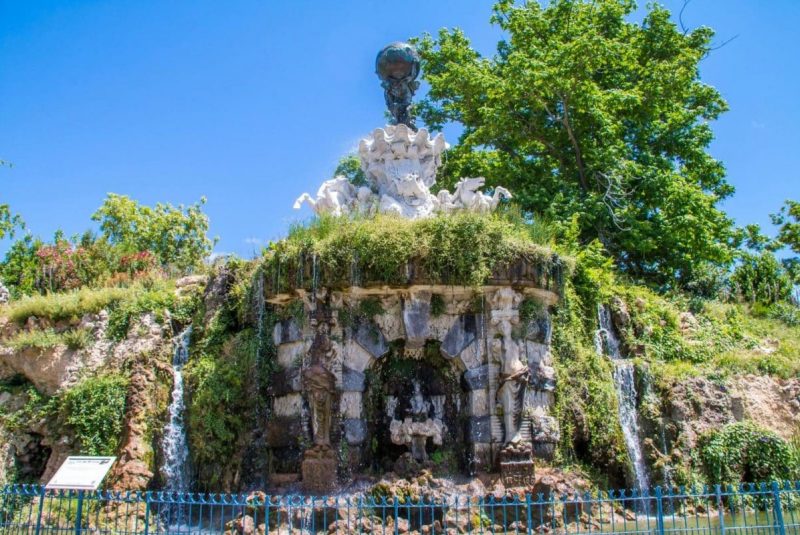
[0, 313, 165, 395]
[0, 302, 177, 487]
[0, 280, 9, 304]
[663, 374, 800, 448]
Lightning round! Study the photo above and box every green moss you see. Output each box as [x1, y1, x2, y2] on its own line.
[430, 294, 446, 317]
[107, 280, 200, 341]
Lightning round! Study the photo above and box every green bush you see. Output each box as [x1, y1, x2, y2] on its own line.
[106, 286, 177, 341]
[60, 374, 129, 456]
[732, 252, 793, 305]
[699, 421, 796, 484]
[61, 328, 93, 350]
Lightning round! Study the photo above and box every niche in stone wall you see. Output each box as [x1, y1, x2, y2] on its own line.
[363, 340, 467, 473]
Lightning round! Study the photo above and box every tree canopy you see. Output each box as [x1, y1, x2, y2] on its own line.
[91, 194, 215, 272]
[414, 0, 736, 290]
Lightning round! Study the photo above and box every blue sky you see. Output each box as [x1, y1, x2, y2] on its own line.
[1, 0, 799, 258]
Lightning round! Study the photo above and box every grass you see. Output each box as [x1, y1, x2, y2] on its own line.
[2, 286, 134, 324]
[263, 212, 572, 291]
[645, 300, 800, 381]
[4, 327, 94, 351]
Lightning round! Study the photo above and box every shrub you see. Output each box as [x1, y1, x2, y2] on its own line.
[699, 421, 796, 484]
[106, 286, 177, 341]
[60, 374, 129, 456]
[731, 251, 793, 305]
[61, 328, 93, 350]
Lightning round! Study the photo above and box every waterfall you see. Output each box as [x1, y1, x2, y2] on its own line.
[596, 305, 650, 495]
[254, 271, 266, 370]
[161, 326, 192, 491]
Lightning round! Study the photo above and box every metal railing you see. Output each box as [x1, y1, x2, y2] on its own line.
[2, 481, 800, 534]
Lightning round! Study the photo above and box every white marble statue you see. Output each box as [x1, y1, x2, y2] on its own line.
[293, 124, 513, 220]
[293, 177, 375, 217]
[438, 177, 513, 214]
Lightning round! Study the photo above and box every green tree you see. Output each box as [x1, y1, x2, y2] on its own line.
[333, 154, 367, 187]
[731, 250, 793, 305]
[92, 194, 215, 272]
[0, 235, 42, 298]
[1, 161, 24, 240]
[414, 0, 736, 289]
[773, 200, 800, 254]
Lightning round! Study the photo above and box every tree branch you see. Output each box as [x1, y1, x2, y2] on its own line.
[559, 93, 589, 192]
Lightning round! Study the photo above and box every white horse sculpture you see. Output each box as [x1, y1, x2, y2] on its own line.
[294, 177, 376, 217]
[437, 177, 512, 214]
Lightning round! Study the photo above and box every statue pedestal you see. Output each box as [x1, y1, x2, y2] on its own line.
[302, 445, 337, 494]
[499, 442, 535, 488]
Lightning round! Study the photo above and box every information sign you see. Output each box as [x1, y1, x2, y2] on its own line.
[45, 456, 116, 490]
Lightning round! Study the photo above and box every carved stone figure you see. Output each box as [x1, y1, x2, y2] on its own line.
[360, 125, 445, 219]
[438, 177, 513, 214]
[375, 42, 420, 129]
[388, 381, 445, 462]
[293, 176, 374, 217]
[491, 288, 528, 444]
[303, 364, 336, 446]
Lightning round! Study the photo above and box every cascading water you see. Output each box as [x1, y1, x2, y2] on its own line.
[596, 305, 651, 495]
[161, 326, 192, 491]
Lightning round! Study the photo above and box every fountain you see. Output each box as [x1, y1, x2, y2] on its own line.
[261, 41, 564, 492]
[388, 379, 445, 462]
[161, 326, 192, 491]
[596, 305, 650, 494]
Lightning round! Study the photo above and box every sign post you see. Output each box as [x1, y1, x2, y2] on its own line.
[45, 456, 116, 535]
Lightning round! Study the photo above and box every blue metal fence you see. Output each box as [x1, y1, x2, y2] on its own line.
[2, 481, 800, 534]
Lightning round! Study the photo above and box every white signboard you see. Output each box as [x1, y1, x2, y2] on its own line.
[46, 456, 116, 490]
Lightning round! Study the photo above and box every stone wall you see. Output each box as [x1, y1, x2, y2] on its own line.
[265, 284, 560, 488]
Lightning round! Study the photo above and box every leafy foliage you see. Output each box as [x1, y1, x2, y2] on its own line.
[91, 194, 215, 272]
[333, 154, 367, 187]
[699, 421, 797, 484]
[60, 374, 129, 456]
[414, 0, 736, 290]
[0, 230, 160, 298]
[773, 200, 800, 256]
[731, 251, 793, 305]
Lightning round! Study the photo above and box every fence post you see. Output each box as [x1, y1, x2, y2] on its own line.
[655, 486, 665, 535]
[772, 482, 787, 535]
[393, 497, 399, 535]
[73, 490, 85, 535]
[715, 485, 726, 535]
[143, 492, 151, 535]
[34, 486, 46, 535]
[526, 494, 533, 535]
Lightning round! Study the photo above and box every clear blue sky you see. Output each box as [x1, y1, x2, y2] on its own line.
[1, 1, 799, 258]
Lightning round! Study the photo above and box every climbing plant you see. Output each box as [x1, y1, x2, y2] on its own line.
[699, 421, 797, 484]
